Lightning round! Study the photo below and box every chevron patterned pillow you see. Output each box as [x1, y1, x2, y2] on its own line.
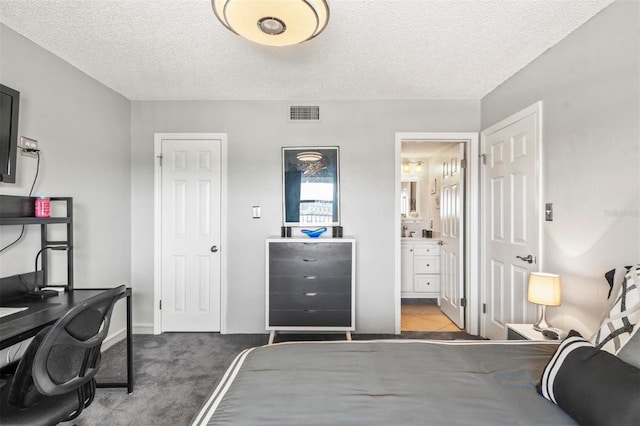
[591, 264, 640, 354]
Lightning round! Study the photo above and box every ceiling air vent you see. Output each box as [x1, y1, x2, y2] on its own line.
[289, 105, 320, 122]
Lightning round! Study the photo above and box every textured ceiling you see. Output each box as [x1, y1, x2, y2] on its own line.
[0, 0, 614, 101]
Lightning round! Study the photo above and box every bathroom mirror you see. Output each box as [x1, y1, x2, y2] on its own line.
[401, 179, 420, 219]
[283, 147, 340, 226]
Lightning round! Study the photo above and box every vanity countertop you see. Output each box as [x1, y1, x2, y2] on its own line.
[401, 238, 441, 243]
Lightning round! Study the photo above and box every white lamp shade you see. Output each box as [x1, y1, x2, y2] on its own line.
[527, 272, 561, 306]
[213, 0, 329, 46]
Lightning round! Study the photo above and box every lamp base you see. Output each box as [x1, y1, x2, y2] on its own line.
[533, 305, 553, 332]
[24, 289, 59, 300]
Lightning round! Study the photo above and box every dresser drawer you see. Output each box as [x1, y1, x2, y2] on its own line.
[270, 258, 352, 277]
[270, 276, 351, 294]
[414, 256, 440, 274]
[269, 309, 352, 327]
[269, 242, 352, 261]
[270, 292, 351, 310]
[413, 245, 440, 256]
[414, 275, 440, 293]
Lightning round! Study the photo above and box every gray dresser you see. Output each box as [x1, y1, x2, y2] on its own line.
[266, 238, 356, 343]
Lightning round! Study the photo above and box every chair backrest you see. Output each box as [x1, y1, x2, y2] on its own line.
[8, 285, 126, 408]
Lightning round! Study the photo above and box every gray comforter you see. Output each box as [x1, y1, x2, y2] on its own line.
[192, 340, 576, 425]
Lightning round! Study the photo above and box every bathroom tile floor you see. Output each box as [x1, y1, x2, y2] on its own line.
[401, 299, 462, 332]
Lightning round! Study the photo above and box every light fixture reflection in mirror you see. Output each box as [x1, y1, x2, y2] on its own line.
[283, 147, 340, 226]
[297, 151, 322, 162]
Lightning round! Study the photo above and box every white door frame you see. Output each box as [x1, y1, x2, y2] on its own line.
[153, 133, 228, 335]
[394, 132, 480, 335]
[480, 101, 543, 338]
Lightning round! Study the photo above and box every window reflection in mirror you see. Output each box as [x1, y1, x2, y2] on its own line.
[283, 147, 340, 226]
[401, 179, 420, 219]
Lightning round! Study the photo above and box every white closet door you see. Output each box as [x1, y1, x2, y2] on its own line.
[160, 137, 221, 332]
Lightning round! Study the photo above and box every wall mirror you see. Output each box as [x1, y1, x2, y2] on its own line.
[283, 147, 340, 226]
[401, 179, 420, 219]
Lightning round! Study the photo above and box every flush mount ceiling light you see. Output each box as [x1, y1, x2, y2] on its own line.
[297, 151, 322, 162]
[212, 0, 329, 47]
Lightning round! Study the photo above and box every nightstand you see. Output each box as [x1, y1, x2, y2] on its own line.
[506, 323, 559, 341]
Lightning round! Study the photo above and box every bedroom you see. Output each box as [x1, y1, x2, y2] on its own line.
[0, 0, 638, 423]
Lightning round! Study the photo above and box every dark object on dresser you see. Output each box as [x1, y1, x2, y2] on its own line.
[0, 285, 126, 424]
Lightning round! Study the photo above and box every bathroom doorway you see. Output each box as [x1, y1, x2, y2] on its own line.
[394, 132, 480, 335]
[400, 141, 462, 331]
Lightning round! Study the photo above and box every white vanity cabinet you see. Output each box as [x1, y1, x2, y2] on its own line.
[401, 240, 441, 302]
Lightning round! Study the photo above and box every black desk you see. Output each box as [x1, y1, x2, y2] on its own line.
[0, 288, 134, 393]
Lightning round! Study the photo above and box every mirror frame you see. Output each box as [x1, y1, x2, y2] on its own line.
[282, 146, 340, 226]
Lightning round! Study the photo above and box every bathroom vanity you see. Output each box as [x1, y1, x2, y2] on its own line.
[401, 239, 441, 303]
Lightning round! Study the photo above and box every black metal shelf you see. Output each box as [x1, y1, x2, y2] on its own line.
[0, 195, 74, 290]
[0, 217, 71, 225]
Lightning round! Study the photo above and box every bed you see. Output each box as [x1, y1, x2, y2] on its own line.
[192, 265, 640, 425]
[192, 340, 575, 425]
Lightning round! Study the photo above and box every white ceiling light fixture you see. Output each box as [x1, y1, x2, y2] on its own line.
[212, 0, 330, 47]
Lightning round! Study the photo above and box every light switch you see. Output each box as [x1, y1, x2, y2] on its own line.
[252, 206, 261, 219]
[545, 203, 553, 221]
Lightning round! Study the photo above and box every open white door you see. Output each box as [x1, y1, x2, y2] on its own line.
[440, 143, 465, 328]
[159, 137, 222, 332]
[481, 103, 542, 339]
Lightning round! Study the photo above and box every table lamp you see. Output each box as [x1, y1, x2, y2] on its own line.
[527, 272, 561, 331]
[25, 245, 69, 299]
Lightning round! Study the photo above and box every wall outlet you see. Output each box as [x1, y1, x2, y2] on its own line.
[19, 137, 39, 157]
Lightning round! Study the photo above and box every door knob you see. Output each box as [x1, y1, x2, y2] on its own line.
[211, 246, 218, 253]
[516, 254, 534, 264]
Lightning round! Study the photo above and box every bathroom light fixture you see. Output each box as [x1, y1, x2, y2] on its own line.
[212, 0, 330, 47]
[527, 272, 562, 331]
[401, 160, 424, 174]
[297, 151, 322, 162]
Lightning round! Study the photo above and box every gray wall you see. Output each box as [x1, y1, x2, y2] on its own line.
[4, 0, 636, 338]
[0, 25, 132, 335]
[131, 100, 480, 333]
[481, 0, 640, 335]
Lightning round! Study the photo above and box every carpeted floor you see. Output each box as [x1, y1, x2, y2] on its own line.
[69, 331, 483, 425]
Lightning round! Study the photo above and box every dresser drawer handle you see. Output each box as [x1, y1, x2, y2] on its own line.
[304, 292, 318, 297]
[303, 275, 317, 280]
[302, 258, 318, 262]
[303, 309, 317, 313]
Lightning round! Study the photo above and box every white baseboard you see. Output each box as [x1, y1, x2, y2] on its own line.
[134, 323, 154, 335]
[102, 327, 126, 351]
[101, 323, 154, 352]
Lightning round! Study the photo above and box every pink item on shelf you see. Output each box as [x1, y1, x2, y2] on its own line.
[35, 197, 50, 218]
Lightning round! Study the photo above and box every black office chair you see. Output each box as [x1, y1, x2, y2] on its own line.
[0, 285, 126, 425]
